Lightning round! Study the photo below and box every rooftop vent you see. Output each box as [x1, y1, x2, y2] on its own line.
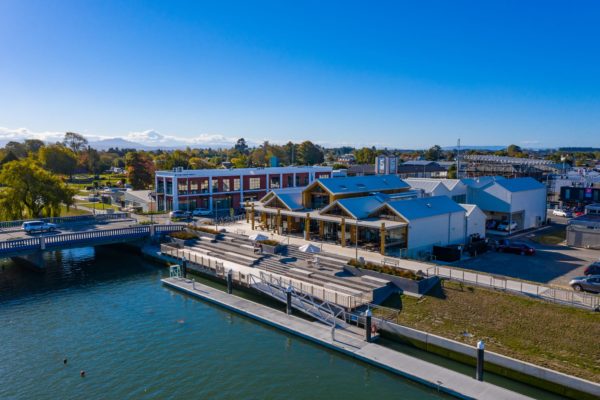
[426, 203, 432, 208]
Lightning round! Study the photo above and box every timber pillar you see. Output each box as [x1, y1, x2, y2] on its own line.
[305, 213, 310, 240]
[251, 203, 255, 230]
[380, 222, 386, 255]
[340, 218, 346, 247]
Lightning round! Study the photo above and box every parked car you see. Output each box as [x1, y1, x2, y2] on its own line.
[569, 275, 600, 293]
[22, 220, 57, 233]
[497, 221, 518, 232]
[583, 262, 600, 276]
[192, 208, 212, 217]
[169, 210, 190, 220]
[552, 209, 572, 218]
[494, 239, 535, 255]
[486, 220, 499, 230]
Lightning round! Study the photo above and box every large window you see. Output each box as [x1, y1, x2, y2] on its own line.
[249, 177, 261, 190]
[270, 176, 280, 189]
[296, 174, 308, 186]
[222, 179, 230, 192]
[233, 178, 240, 191]
[201, 180, 209, 193]
[190, 181, 199, 193]
[212, 179, 219, 193]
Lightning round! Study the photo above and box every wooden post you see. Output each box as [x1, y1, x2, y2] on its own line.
[261, 212, 267, 230]
[287, 215, 292, 233]
[380, 222, 386, 255]
[350, 224, 356, 244]
[245, 201, 250, 223]
[318, 220, 324, 239]
[251, 203, 255, 230]
[276, 209, 281, 234]
[305, 213, 310, 240]
[340, 218, 346, 247]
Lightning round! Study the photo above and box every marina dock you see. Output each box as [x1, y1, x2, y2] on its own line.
[162, 277, 532, 400]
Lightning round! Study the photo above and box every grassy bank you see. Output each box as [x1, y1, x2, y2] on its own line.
[382, 281, 600, 382]
[530, 225, 567, 245]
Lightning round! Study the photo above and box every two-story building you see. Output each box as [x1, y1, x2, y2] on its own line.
[155, 166, 332, 214]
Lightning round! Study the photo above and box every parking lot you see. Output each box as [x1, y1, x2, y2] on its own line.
[458, 222, 599, 288]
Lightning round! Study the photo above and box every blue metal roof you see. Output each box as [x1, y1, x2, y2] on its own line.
[385, 196, 465, 220]
[336, 196, 385, 219]
[316, 174, 409, 195]
[271, 188, 303, 210]
[494, 177, 546, 192]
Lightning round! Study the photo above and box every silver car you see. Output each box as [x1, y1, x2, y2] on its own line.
[569, 275, 600, 293]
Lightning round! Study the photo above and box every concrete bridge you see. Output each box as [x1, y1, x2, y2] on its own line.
[0, 213, 184, 267]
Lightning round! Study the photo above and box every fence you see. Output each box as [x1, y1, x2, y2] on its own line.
[0, 212, 131, 229]
[426, 265, 600, 310]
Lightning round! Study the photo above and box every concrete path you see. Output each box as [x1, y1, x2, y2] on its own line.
[224, 221, 600, 309]
[163, 277, 532, 400]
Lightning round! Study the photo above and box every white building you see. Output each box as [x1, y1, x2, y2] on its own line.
[460, 204, 487, 238]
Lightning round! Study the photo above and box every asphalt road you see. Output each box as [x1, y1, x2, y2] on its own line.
[0, 219, 141, 242]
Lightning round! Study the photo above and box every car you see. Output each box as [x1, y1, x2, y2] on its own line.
[192, 208, 212, 217]
[552, 209, 572, 218]
[497, 221, 518, 232]
[22, 220, 57, 233]
[569, 275, 600, 293]
[494, 239, 535, 255]
[486, 220, 499, 230]
[583, 262, 600, 276]
[169, 210, 189, 220]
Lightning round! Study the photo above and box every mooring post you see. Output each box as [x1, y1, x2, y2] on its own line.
[365, 308, 372, 343]
[181, 257, 187, 278]
[286, 285, 293, 315]
[227, 269, 233, 294]
[476, 340, 485, 381]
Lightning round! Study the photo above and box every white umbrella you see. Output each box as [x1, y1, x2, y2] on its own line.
[249, 233, 269, 242]
[299, 243, 321, 254]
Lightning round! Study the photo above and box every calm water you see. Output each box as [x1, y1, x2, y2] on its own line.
[0, 247, 449, 400]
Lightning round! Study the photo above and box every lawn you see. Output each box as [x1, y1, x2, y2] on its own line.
[530, 225, 567, 245]
[381, 281, 600, 382]
[60, 205, 92, 216]
[74, 200, 121, 211]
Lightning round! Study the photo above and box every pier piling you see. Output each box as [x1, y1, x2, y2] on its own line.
[476, 340, 485, 381]
[226, 270, 233, 294]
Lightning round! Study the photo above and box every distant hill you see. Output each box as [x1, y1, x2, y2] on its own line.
[88, 138, 154, 150]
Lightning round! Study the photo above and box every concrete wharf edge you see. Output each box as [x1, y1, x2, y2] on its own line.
[162, 277, 531, 400]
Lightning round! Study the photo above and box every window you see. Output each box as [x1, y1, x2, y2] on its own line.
[222, 179, 230, 192]
[249, 177, 261, 190]
[212, 179, 219, 192]
[233, 178, 240, 191]
[286, 175, 293, 187]
[270, 176, 280, 189]
[319, 174, 330, 179]
[201, 180, 209, 193]
[190, 181, 199, 193]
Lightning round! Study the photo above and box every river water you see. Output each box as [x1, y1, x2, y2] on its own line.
[0, 247, 450, 400]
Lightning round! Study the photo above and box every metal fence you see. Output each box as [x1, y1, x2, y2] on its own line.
[426, 265, 600, 310]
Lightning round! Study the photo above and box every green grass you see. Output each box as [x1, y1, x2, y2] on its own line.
[75, 201, 121, 211]
[383, 281, 600, 382]
[530, 226, 567, 245]
[59, 205, 92, 216]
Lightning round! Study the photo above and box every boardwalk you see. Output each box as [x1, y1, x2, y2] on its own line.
[163, 277, 531, 400]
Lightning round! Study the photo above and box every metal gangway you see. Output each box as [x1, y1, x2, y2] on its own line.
[248, 271, 349, 328]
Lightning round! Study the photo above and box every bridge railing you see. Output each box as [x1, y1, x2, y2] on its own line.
[0, 223, 185, 255]
[0, 212, 131, 229]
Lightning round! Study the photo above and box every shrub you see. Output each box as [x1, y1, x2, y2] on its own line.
[257, 239, 279, 246]
[186, 225, 220, 235]
[169, 231, 197, 240]
[348, 259, 421, 280]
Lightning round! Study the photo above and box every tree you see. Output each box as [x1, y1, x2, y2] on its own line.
[424, 145, 442, 161]
[125, 151, 155, 189]
[354, 147, 377, 164]
[297, 141, 324, 165]
[24, 139, 45, 154]
[0, 159, 75, 219]
[78, 147, 102, 174]
[506, 144, 522, 157]
[4, 141, 27, 158]
[38, 144, 78, 177]
[447, 163, 457, 179]
[63, 132, 88, 153]
[234, 138, 249, 154]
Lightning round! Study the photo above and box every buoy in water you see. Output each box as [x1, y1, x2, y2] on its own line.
[63, 358, 67, 365]
[80, 370, 86, 377]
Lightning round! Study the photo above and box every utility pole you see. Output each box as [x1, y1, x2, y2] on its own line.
[456, 138, 461, 179]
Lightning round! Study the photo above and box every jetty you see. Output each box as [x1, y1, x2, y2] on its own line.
[162, 277, 532, 400]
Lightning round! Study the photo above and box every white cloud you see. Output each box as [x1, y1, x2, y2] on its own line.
[0, 126, 242, 148]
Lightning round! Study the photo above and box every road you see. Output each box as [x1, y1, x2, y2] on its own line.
[0, 218, 141, 242]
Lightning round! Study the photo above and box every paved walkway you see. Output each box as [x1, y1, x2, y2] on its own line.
[163, 277, 531, 400]
[224, 221, 600, 310]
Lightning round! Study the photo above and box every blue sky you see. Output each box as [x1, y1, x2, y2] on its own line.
[0, 0, 599, 148]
